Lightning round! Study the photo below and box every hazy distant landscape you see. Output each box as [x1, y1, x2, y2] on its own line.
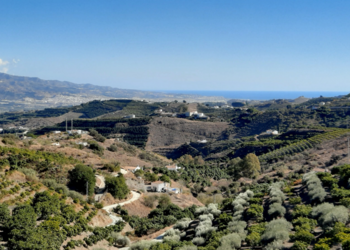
[0, 73, 228, 112]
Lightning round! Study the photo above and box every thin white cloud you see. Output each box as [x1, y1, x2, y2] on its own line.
[0, 59, 9, 66]
[0, 58, 20, 73]
[0, 67, 9, 73]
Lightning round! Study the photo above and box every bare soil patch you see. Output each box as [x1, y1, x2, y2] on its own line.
[146, 117, 229, 151]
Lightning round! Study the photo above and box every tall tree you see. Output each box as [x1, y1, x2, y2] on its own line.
[69, 164, 96, 195]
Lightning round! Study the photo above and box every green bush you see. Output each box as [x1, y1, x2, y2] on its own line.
[246, 232, 261, 246]
[291, 241, 308, 250]
[95, 203, 103, 209]
[247, 204, 263, 219]
[291, 229, 315, 244]
[89, 141, 104, 156]
[289, 197, 302, 205]
[105, 175, 129, 200]
[292, 217, 317, 232]
[292, 204, 312, 218]
[340, 197, 350, 208]
[69, 164, 96, 195]
[107, 144, 118, 152]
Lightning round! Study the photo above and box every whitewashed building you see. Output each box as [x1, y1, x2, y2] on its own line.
[266, 129, 279, 135]
[123, 165, 142, 173]
[150, 181, 170, 192]
[165, 164, 182, 172]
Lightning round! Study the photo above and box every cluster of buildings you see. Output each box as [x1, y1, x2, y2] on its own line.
[67, 130, 89, 135]
[213, 104, 233, 109]
[121, 164, 182, 194]
[184, 111, 208, 119]
[124, 114, 136, 119]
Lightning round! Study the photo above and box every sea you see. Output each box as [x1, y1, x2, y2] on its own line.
[156, 91, 349, 101]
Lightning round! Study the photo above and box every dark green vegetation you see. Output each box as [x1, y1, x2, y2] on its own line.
[36, 117, 151, 147]
[69, 164, 96, 195]
[128, 203, 198, 237]
[129, 161, 350, 250]
[105, 174, 129, 199]
[0, 184, 124, 250]
[0, 99, 161, 125]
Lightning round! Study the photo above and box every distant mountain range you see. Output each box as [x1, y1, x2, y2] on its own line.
[0, 73, 226, 101]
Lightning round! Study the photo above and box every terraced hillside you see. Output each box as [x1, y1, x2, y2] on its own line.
[146, 117, 230, 155]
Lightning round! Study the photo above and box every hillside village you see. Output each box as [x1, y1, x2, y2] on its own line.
[0, 94, 349, 250]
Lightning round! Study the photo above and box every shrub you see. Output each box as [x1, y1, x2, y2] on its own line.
[312, 203, 349, 230]
[268, 203, 286, 218]
[217, 233, 242, 250]
[227, 220, 247, 239]
[261, 218, 292, 243]
[68, 190, 85, 202]
[247, 204, 263, 219]
[292, 229, 315, 244]
[265, 240, 283, 250]
[69, 164, 96, 195]
[289, 197, 302, 205]
[314, 243, 331, 250]
[179, 246, 197, 250]
[158, 194, 171, 209]
[303, 172, 327, 202]
[246, 232, 261, 246]
[292, 204, 312, 218]
[249, 197, 262, 204]
[18, 168, 38, 182]
[54, 184, 69, 195]
[2, 138, 15, 145]
[105, 175, 129, 200]
[314, 238, 332, 250]
[107, 144, 118, 152]
[292, 217, 317, 232]
[104, 162, 120, 172]
[143, 195, 158, 208]
[174, 218, 191, 230]
[89, 141, 104, 156]
[109, 232, 130, 247]
[130, 240, 157, 250]
[95, 203, 103, 209]
[192, 237, 205, 246]
[340, 197, 350, 208]
[291, 241, 308, 250]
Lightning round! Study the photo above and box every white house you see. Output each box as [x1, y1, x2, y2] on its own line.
[185, 112, 193, 117]
[266, 130, 279, 135]
[76, 142, 88, 147]
[68, 130, 82, 135]
[53, 131, 61, 134]
[197, 139, 207, 143]
[213, 106, 219, 109]
[0, 128, 3, 132]
[319, 102, 326, 106]
[124, 114, 136, 119]
[165, 164, 182, 172]
[51, 142, 60, 146]
[193, 113, 207, 119]
[123, 165, 142, 173]
[150, 181, 170, 192]
[221, 105, 230, 108]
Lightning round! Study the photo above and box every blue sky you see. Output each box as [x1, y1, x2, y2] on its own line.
[1, 0, 350, 91]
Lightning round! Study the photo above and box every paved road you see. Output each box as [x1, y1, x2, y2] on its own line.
[102, 191, 141, 227]
[103, 191, 141, 213]
[95, 175, 106, 189]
